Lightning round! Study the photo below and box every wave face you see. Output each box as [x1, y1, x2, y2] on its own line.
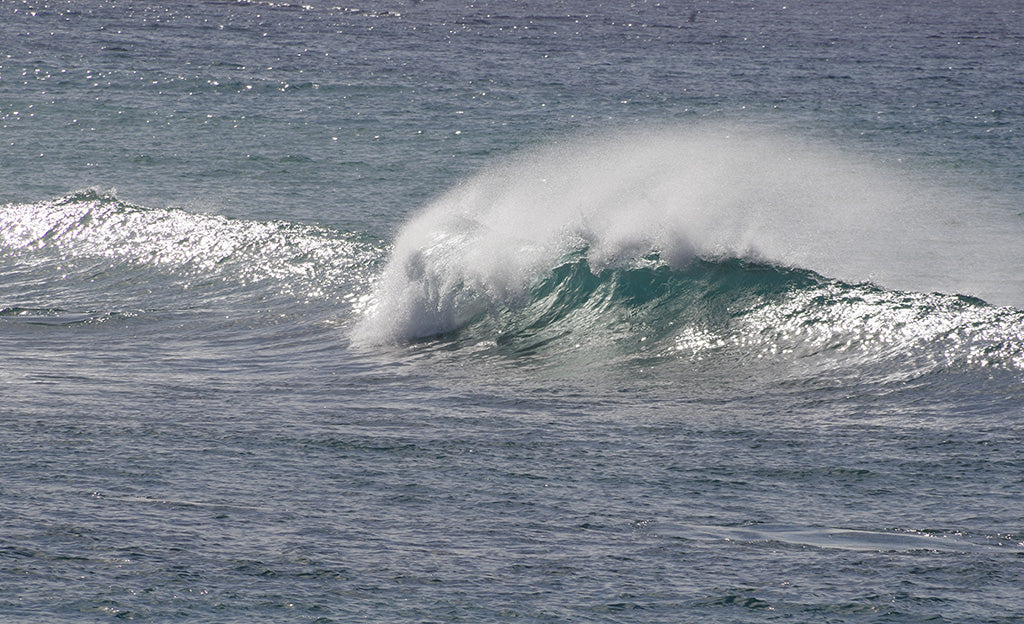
[354, 127, 1024, 357]
[474, 255, 1024, 376]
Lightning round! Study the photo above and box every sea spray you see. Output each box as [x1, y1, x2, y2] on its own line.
[354, 124, 1013, 345]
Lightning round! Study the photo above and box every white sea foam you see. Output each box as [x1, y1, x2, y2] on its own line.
[353, 124, 1024, 344]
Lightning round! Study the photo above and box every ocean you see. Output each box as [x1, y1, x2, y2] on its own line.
[2, 0, 1023, 622]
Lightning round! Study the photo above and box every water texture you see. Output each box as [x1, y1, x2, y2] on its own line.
[2, 1, 1023, 622]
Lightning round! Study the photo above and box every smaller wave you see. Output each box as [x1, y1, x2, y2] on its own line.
[0, 306, 134, 327]
[0, 189, 381, 308]
[652, 522, 1024, 554]
[222, 0, 314, 11]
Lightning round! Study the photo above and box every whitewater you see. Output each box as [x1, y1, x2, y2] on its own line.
[2, 1, 1023, 622]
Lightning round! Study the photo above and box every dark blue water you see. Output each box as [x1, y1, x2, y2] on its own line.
[2, 1, 1023, 622]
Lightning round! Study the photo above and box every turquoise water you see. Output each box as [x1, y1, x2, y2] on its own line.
[2, 1, 1023, 622]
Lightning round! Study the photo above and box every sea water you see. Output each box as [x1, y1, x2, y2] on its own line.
[2, 1, 1023, 622]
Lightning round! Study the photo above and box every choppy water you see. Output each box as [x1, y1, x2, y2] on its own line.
[2, 1, 1023, 622]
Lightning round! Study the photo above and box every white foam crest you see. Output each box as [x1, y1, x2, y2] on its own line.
[353, 124, 1023, 344]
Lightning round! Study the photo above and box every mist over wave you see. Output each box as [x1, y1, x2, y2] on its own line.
[354, 125, 1024, 347]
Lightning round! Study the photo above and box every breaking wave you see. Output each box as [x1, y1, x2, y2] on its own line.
[352, 126, 1024, 375]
